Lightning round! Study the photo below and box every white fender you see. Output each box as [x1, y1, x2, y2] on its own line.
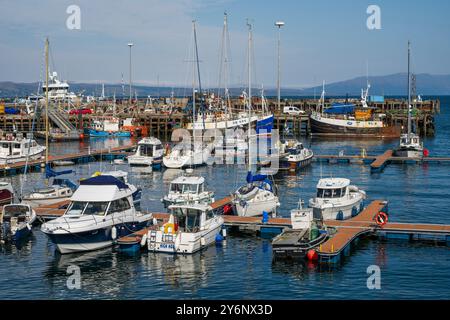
[140, 233, 148, 247]
[111, 226, 117, 240]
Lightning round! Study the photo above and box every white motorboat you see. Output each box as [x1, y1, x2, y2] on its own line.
[127, 137, 164, 168]
[0, 134, 45, 165]
[394, 42, 425, 159]
[280, 139, 314, 170]
[161, 175, 214, 208]
[308, 178, 366, 221]
[147, 204, 224, 254]
[0, 204, 36, 242]
[41, 174, 153, 254]
[162, 143, 212, 169]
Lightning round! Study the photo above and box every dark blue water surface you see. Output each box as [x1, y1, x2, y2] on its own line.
[0, 97, 449, 300]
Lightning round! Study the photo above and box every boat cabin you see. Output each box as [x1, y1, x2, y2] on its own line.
[136, 137, 163, 157]
[399, 133, 421, 149]
[315, 178, 350, 199]
[64, 175, 133, 217]
[168, 204, 214, 233]
[1, 204, 33, 224]
[169, 176, 206, 196]
[0, 136, 40, 157]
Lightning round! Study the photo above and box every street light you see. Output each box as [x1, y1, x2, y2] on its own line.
[128, 42, 134, 103]
[275, 21, 285, 112]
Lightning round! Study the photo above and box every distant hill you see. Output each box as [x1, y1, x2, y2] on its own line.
[1, 73, 450, 98]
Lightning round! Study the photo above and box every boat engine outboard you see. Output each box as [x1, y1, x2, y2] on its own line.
[1, 217, 12, 242]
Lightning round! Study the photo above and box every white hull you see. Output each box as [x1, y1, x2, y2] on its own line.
[148, 220, 223, 254]
[21, 196, 72, 207]
[0, 150, 45, 165]
[55, 240, 112, 254]
[310, 195, 364, 220]
[235, 197, 279, 217]
[163, 147, 211, 169]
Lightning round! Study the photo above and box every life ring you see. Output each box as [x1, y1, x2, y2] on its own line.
[375, 211, 389, 227]
[163, 223, 176, 234]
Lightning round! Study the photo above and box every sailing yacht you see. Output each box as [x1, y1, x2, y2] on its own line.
[394, 41, 424, 158]
[232, 22, 280, 217]
[162, 20, 212, 169]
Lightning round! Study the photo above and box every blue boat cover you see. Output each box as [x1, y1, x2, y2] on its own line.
[324, 103, 355, 114]
[45, 165, 73, 179]
[80, 175, 129, 189]
[52, 178, 78, 190]
[246, 171, 268, 183]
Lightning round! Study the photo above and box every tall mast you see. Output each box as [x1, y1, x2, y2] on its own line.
[247, 20, 252, 172]
[407, 41, 411, 136]
[192, 21, 197, 130]
[45, 37, 49, 165]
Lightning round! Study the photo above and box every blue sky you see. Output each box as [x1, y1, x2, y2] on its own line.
[1, 0, 449, 88]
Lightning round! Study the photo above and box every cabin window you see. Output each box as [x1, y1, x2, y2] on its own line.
[108, 198, 131, 214]
[185, 209, 201, 232]
[206, 210, 214, 219]
[2, 143, 9, 149]
[14, 144, 21, 149]
[170, 183, 181, 192]
[83, 202, 109, 216]
[66, 201, 88, 215]
[140, 145, 153, 157]
[332, 188, 343, 198]
[24, 143, 29, 149]
[4, 205, 29, 218]
[413, 138, 418, 143]
[182, 184, 197, 194]
[317, 188, 324, 198]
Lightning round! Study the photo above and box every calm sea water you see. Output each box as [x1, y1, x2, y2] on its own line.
[0, 96, 449, 300]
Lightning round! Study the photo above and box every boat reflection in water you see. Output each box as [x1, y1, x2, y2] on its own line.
[44, 248, 134, 299]
[141, 246, 222, 290]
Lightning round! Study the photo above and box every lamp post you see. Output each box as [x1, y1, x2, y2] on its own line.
[128, 42, 133, 104]
[275, 21, 285, 112]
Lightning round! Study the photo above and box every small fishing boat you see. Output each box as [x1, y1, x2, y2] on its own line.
[0, 134, 46, 165]
[147, 204, 224, 254]
[161, 175, 214, 208]
[280, 139, 314, 171]
[127, 137, 164, 168]
[41, 174, 152, 254]
[0, 182, 14, 206]
[309, 178, 366, 221]
[86, 118, 131, 138]
[0, 204, 36, 243]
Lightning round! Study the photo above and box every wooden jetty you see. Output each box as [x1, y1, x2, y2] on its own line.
[0, 143, 135, 176]
[370, 149, 394, 172]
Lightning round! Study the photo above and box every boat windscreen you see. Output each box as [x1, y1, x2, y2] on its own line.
[3, 205, 29, 217]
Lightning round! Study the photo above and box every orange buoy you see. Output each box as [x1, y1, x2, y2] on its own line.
[375, 212, 389, 227]
[79, 133, 84, 140]
[306, 249, 318, 261]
